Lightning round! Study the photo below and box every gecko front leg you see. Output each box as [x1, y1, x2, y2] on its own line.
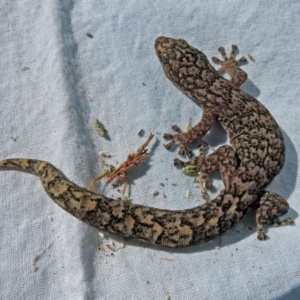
[212, 45, 247, 88]
[163, 109, 216, 155]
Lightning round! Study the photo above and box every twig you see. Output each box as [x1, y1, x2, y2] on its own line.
[89, 133, 154, 194]
[106, 133, 154, 184]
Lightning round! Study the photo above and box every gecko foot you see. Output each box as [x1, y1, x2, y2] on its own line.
[212, 45, 247, 88]
[256, 191, 293, 241]
[174, 156, 197, 168]
[174, 145, 212, 190]
[257, 231, 268, 241]
[163, 125, 193, 156]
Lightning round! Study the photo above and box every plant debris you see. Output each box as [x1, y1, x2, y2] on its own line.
[137, 129, 145, 136]
[20, 66, 30, 71]
[89, 133, 154, 196]
[247, 53, 255, 61]
[86, 32, 94, 38]
[121, 196, 132, 202]
[185, 118, 192, 131]
[94, 119, 107, 137]
[105, 133, 154, 184]
[150, 189, 159, 196]
[182, 165, 198, 176]
[99, 151, 112, 158]
[31, 243, 52, 272]
[185, 190, 192, 198]
[88, 165, 116, 192]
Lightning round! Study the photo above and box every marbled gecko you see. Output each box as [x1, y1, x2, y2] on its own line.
[0, 37, 293, 247]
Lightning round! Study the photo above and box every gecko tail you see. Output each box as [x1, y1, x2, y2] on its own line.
[0, 158, 41, 173]
[0, 158, 62, 179]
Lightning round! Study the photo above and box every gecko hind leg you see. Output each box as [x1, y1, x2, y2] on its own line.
[175, 144, 238, 191]
[212, 45, 247, 88]
[255, 191, 294, 241]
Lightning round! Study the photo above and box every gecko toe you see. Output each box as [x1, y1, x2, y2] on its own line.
[163, 133, 174, 140]
[164, 141, 175, 150]
[173, 158, 185, 167]
[257, 231, 268, 241]
[171, 124, 182, 133]
[178, 144, 193, 157]
[273, 218, 295, 227]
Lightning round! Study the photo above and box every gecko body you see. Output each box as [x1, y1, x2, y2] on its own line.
[0, 37, 293, 247]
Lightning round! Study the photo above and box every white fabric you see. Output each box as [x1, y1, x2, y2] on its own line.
[1, 1, 300, 299]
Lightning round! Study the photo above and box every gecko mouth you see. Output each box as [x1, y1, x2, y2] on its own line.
[154, 36, 170, 49]
[154, 36, 176, 65]
[155, 36, 173, 54]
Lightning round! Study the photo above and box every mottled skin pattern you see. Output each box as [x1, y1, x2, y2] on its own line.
[0, 37, 293, 248]
[156, 37, 293, 241]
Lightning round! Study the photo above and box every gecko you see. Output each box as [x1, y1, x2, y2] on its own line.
[0, 37, 294, 248]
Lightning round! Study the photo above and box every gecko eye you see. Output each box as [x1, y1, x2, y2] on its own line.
[177, 39, 188, 48]
[161, 52, 169, 63]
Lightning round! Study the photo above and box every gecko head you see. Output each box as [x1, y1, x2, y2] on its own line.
[155, 36, 190, 84]
[155, 36, 210, 94]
